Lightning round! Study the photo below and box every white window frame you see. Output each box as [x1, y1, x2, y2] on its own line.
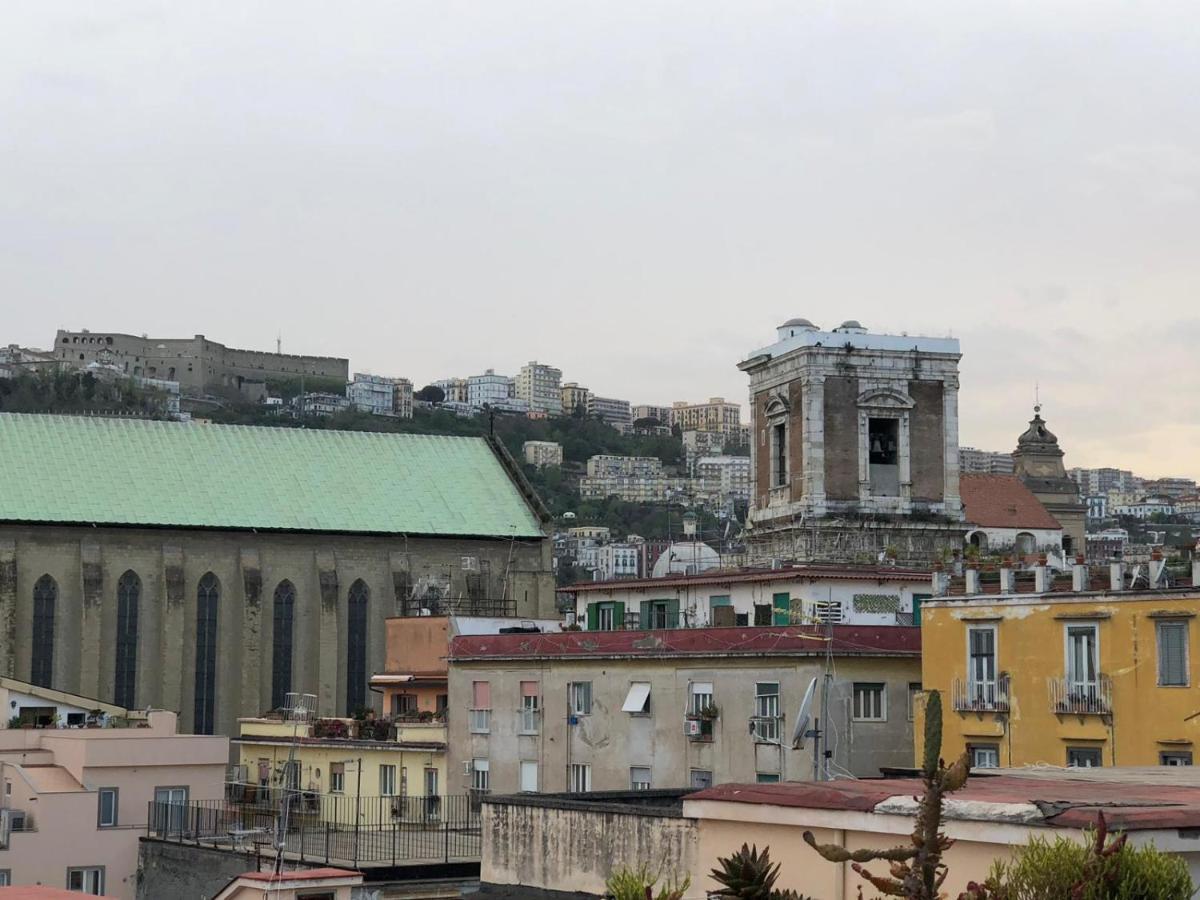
[330, 763, 345, 794]
[1157, 620, 1190, 687]
[471, 759, 490, 793]
[379, 764, 397, 797]
[97, 787, 118, 828]
[519, 760, 539, 793]
[1064, 622, 1100, 695]
[67, 866, 105, 894]
[689, 682, 714, 716]
[753, 682, 780, 743]
[852, 683, 887, 722]
[569, 763, 591, 793]
[520, 692, 540, 734]
[597, 604, 616, 631]
[966, 625, 998, 706]
[569, 681, 592, 716]
[630, 766, 652, 790]
[970, 744, 1000, 768]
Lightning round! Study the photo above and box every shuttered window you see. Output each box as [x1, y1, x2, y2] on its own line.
[1158, 621, 1189, 686]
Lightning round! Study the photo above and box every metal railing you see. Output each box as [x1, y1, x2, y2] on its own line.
[147, 793, 480, 868]
[1050, 675, 1112, 716]
[749, 715, 781, 744]
[952, 674, 1011, 713]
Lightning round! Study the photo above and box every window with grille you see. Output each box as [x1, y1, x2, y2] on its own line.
[1162, 752, 1193, 766]
[194, 573, 219, 735]
[31, 575, 56, 688]
[569, 681, 592, 715]
[271, 580, 295, 710]
[346, 580, 369, 714]
[569, 764, 591, 793]
[1157, 621, 1189, 686]
[1067, 747, 1103, 768]
[753, 683, 780, 742]
[114, 571, 140, 709]
[690, 682, 714, 716]
[471, 759, 490, 793]
[852, 683, 886, 721]
[330, 763, 345, 793]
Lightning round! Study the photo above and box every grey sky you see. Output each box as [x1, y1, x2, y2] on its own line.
[3, 2, 1198, 478]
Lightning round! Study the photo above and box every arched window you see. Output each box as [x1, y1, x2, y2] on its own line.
[271, 580, 295, 711]
[31, 575, 56, 688]
[115, 571, 141, 709]
[194, 573, 220, 735]
[346, 580, 369, 714]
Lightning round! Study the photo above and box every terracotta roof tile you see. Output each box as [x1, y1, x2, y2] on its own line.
[960, 474, 1063, 530]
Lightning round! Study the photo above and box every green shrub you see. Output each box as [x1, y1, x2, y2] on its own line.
[604, 865, 690, 900]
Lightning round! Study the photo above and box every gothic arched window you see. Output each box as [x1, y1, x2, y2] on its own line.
[346, 580, 369, 714]
[271, 580, 296, 711]
[31, 575, 56, 688]
[194, 573, 220, 734]
[115, 570, 141, 709]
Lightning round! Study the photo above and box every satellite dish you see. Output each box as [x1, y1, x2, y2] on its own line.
[791, 677, 818, 750]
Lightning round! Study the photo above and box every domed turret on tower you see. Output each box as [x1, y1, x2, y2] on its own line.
[1012, 404, 1085, 557]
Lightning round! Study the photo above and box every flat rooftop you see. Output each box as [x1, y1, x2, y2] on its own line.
[566, 564, 932, 593]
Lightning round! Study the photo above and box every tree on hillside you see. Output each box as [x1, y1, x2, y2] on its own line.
[414, 385, 445, 403]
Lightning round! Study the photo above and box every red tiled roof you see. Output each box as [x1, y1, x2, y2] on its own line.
[0, 889, 89, 899]
[566, 564, 932, 593]
[449, 625, 920, 660]
[960, 474, 1062, 530]
[688, 774, 1200, 831]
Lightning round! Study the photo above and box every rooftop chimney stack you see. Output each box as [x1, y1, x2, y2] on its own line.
[999, 561, 1015, 594]
[1035, 556, 1050, 593]
[1110, 560, 1126, 591]
[1072, 556, 1088, 592]
[965, 567, 981, 595]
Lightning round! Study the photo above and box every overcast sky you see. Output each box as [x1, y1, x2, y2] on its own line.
[3, 2, 1198, 478]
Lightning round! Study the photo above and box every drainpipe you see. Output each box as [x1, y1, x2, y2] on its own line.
[1072, 556, 1088, 592]
[1110, 560, 1125, 591]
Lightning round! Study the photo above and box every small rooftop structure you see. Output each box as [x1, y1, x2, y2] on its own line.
[214, 867, 362, 899]
[650, 540, 721, 577]
[960, 473, 1062, 530]
[567, 563, 933, 593]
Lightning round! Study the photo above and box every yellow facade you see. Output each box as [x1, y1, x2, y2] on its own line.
[234, 718, 448, 826]
[919, 589, 1200, 769]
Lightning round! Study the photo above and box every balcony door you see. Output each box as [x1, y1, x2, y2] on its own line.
[967, 626, 997, 706]
[1066, 624, 1099, 699]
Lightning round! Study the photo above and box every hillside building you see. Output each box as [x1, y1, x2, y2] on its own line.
[52, 330, 347, 399]
[670, 398, 741, 434]
[468, 370, 514, 408]
[0, 414, 553, 738]
[515, 362, 563, 416]
[522, 440, 563, 468]
[585, 394, 633, 430]
[560, 382, 591, 417]
[738, 318, 965, 565]
[958, 446, 1015, 475]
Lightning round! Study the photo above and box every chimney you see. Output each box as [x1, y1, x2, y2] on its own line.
[931, 564, 949, 597]
[999, 560, 1015, 594]
[965, 566, 981, 595]
[1110, 560, 1125, 591]
[1072, 556, 1088, 592]
[1149, 548, 1167, 588]
[1035, 561, 1050, 593]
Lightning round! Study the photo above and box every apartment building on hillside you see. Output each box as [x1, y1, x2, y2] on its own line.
[515, 362, 563, 416]
[585, 395, 633, 430]
[670, 397, 741, 434]
[560, 382, 591, 416]
[447, 626, 920, 796]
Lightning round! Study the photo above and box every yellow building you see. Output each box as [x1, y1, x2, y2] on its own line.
[232, 715, 448, 826]
[920, 584, 1200, 769]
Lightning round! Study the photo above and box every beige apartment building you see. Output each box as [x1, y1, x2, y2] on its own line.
[585, 395, 633, 430]
[447, 626, 920, 797]
[515, 362, 563, 416]
[670, 398, 741, 434]
[522, 441, 564, 468]
[0, 709, 227, 898]
[632, 404, 672, 426]
[560, 383, 591, 416]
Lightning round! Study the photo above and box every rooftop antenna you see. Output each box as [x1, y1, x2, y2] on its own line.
[276, 331, 282, 355]
[1034, 381, 1041, 415]
[274, 692, 317, 875]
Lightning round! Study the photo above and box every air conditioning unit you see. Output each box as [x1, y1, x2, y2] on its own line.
[683, 719, 702, 737]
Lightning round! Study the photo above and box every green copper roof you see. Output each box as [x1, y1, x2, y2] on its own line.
[0, 413, 544, 538]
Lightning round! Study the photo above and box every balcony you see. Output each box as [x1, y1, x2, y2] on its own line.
[1050, 675, 1112, 716]
[952, 675, 1011, 713]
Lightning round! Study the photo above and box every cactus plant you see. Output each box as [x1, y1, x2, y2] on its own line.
[709, 844, 815, 899]
[804, 689, 970, 899]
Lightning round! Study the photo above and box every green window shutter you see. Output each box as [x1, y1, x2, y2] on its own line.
[912, 594, 932, 627]
[772, 593, 790, 626]
[1159, 622, 1189, 686]
[666, 598, 680, 629]
[587, 603, 599, 631]
[613, 601, 626, 629]
[640, 600, 652, 630]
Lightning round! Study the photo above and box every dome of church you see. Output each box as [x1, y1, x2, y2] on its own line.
[652, 541, 721, 577]
[780, 317, 817, 329]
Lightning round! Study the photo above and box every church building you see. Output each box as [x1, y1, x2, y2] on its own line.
[738, 318, 966, 565]
[0, 414, 554, 737]
[1012, 405, 1086, 556]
